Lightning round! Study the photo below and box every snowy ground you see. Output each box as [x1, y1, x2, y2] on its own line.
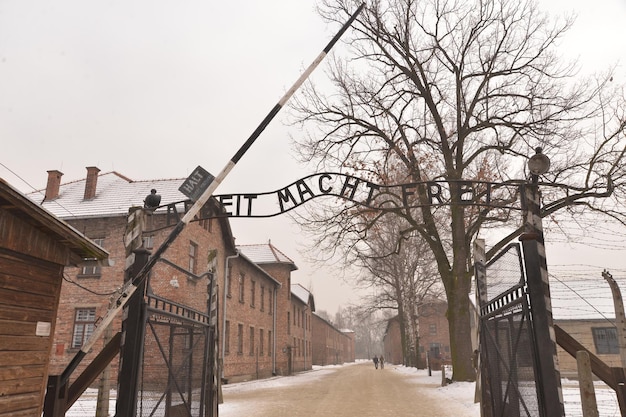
[66, 362, 621, 416]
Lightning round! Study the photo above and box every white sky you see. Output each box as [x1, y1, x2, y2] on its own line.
[1, 0, 626, 315]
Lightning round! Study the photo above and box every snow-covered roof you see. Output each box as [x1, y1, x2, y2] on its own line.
[237, 242, 298, 271]
[29, 171, 188, 219]
[291, 283, 314, 310]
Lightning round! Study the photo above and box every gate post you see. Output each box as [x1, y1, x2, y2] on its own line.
[601, 270, 626, 368]
[521, 157, 565, 416]
[116, 207, 149, 417]
[473, 238, 494, 417]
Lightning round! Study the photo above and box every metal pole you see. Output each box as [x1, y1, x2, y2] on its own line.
[62, 3, 365, 377]
[522, 179, 565, 417]
[473, 238, 494, 417]
[602, 270, 626, 368]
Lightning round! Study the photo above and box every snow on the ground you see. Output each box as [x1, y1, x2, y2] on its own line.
[390, 365, 479, 417]
[66, 362, 622, 416]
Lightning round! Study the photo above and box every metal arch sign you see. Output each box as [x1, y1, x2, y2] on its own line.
[205, 172, 525, 218]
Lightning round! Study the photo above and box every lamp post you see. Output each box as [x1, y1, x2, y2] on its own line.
[521, 147, 565, 417]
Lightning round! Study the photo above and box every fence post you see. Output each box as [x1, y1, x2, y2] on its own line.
[473, 238, 494, 417]
[116, 207, 149, 417]
[601, 270, 626, 368]
[577, 350, 599, 417]
[522, 180, 565, 417]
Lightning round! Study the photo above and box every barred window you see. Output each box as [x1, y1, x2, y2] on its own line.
[188, 241, 198, 274]
[593, 327, 619, 354]
[71, 308, 96, 348]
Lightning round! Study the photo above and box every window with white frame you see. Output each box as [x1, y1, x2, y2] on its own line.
[71, 308, 96, 348]
[80, 238, 104, 276]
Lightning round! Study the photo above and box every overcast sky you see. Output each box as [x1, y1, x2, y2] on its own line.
[1, 0, 626, 315]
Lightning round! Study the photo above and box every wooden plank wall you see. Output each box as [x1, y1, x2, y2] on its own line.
[0, 249, 62, 417]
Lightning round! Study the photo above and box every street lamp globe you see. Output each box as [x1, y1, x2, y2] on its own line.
[528, 147, 551, 176]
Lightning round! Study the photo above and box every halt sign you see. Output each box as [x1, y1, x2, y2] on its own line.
[179, 166, 215, 202]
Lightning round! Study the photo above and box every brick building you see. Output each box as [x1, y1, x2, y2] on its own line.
[383, 316, 403, 365]
[554, 319, 622, 378]
[311, 312, 355, 366]
[383, 300, 450, 369]
[418, 300, 451, 366]
[28, 167, 316, 388]
[235, 246, 314, 378]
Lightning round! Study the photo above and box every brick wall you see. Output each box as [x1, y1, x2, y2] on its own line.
[418, 301, 451, 368]
[383, 318, 403, 365]
[49, 211, 234, 386]
[311, 313, 351, 366]
[254, 263, 293, 375]
[221, 257, 280, 382]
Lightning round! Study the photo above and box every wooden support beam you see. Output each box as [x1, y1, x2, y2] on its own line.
[66, 331, 122, 409]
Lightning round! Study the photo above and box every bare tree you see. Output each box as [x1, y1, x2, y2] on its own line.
[290, 0, 626, 381]
[351, 212, 441, 366]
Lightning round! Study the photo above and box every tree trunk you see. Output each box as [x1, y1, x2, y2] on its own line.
[446, 272, 475, 381]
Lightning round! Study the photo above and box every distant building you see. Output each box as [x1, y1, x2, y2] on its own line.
[311, 313, 355, 366]
[555, 319, 622, 378]
[383, 316, 403, 365]
[383, 299, 450, 369]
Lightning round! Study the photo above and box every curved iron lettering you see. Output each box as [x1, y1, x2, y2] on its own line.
[209, 173, 525, 218]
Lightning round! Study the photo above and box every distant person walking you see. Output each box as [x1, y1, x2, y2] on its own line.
[380, 355, 385, 369]
[373, 355, 379, 369]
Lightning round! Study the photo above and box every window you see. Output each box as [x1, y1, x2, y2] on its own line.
[226, 267, 232, 298]
[189, 241, 198, 274]
[80, 238, 104, 276]
[142, 235, 154, 249]
[259, 329, 264, 356]
[260, 286, 265, 311]
[199, 218, 213, 232]
[224, 321, 230, 355]
[429, 323, 437, 335]
[249, 326, 255, 356]
[593, 327, 619, 354]
[238, 273, 245, 303]
[71, 308, 96, 348]
[269, 291, 273, 315]
[250, 280, 256, 308]
[429, 343, 441, 359]
[268, 330, 272, 356]
[287, 312, 291, 335]
[237, 324, 243, 354]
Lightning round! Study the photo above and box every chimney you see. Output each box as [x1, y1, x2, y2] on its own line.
[84, 166, 100, 200]
[45, 170, 63, 200]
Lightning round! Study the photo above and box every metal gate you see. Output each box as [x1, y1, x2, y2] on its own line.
[136, 294, 212, 417]
[478, 243, 543, 417]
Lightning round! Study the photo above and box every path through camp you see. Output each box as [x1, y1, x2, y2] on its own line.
[219, 362, 478, 417]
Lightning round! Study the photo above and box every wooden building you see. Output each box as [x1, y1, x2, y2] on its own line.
[0, 178, 108, 417]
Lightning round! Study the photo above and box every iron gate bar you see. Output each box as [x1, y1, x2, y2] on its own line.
[481, 311, 534, 416]
[500, 311, 534, 416]
[480, 285, 525, 317]
[478, 241, 546, 417]
[147, 294, 210, 326]
[144, 320, 207, 417]
[483, 243, 525, 301]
